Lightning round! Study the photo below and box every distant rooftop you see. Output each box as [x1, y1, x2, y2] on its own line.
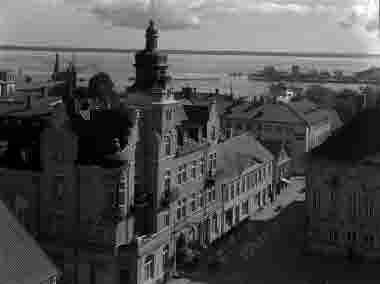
[216, 133, 274, 180]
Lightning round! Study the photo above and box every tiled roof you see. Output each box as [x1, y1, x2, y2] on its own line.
[0, 200, 60, 284]
[216, 133, 274, 179]
[311, 108, 380, 162]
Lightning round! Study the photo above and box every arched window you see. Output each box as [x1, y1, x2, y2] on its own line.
[164, 135, 171, 156]
[144, 255, 155, 281]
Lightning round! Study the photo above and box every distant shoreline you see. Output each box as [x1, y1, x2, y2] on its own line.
[1, 45, 380, 59]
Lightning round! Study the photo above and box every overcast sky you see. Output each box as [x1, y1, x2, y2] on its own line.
[1, 0, 379, 53]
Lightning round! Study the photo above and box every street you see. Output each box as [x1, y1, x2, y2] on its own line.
[168, 177, 380, 284]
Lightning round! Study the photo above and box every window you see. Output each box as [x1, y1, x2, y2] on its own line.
[329, 190, 336, 203]
[182, 165, 187, 183]
[350, 192, 360, 218]
[164, 213, 169, 226]
[245, 176, 249, 190]
[312, 190, 320, 210]
[230, 184, 235, 200]
[164, 135, 171, 156]
[329, 230, 338, 242]
[242, 200, 249, 215]
[162, 245, 169, 270]
[222, 184, 228, 201]
[208, 153, 217, 174]
[166, 109, 172, 121]
[208, 190, 212, 202]
[118, 179, 126, 212]
[164, 170, 171, 193]
[144, 255, 155, 281]
[181, 200, 186, 217]
[212, 188, 216, 201]
[191, 194, 196, 211]
[241, 177, 246, 193]
[53, 175, 64, 203]
[212, 214, 218, 233]
[177, 206, 181, 221]
[211, 126, 216, 140]
[236, 181, 240, 196]
[365, 196, 375, 217]
[200, 195, 204, 207]
[191, 161, 197, 179]
[177, 165, 187, 184]
[199, 157, 206, 176]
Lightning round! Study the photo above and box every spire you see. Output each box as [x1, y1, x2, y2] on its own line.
[145, 19, 159, 51]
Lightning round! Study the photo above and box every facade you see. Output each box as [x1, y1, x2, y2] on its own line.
[306, 108, 380, 260]
[216, 134, 275, 233]
[261, 140, 292, 198]
[0, 69, 17, 97]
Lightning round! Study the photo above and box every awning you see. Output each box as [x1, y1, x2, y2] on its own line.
[280, 177, 292, 184]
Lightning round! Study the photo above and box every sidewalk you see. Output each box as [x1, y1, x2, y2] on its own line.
[250, 176, 305, 222]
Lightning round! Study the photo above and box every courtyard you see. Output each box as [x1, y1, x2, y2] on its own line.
[169, 178, 380, 284]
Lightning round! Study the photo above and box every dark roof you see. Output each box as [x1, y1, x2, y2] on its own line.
[71, 107, 133, 167]
[311, 108, 380, 162]
[0, 200, 60, 284]
[261, 140, 287, 157]
[183, 105, 209, 126]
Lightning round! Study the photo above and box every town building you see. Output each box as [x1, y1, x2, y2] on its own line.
[306, 108, 380, 260]
[223, 99, 335, 173]
[0, 68, 139, 284]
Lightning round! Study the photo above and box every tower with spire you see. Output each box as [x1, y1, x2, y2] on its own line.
[130, 20, 171, 91]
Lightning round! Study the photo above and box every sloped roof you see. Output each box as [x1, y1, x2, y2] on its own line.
[287, 99, 330, 125]
[216, 133, 274, 179]
[0, 200, 60, 284]
[244, 103, 303, 123]
[311, 108, 380, 162]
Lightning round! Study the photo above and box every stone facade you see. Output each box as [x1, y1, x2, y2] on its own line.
[306, 156, 380, 260]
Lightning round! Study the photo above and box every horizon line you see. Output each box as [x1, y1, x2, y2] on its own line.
[1, 44, 380, 59]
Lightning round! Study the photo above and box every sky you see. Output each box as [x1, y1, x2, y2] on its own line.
[1, 0, 380, 53]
